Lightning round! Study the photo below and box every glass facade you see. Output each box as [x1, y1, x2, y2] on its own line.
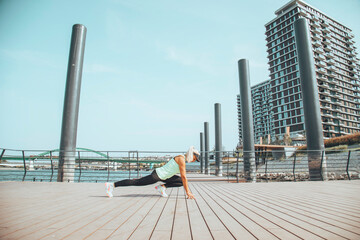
[264, 0, 360, 138]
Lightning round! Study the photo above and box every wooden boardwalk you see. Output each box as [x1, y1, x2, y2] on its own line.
[0, 176, 360, 239]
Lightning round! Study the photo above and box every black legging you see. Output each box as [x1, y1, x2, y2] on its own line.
[114, 170, 183, 188]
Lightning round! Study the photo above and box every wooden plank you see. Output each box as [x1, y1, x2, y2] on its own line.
[128, 195, 169, 240]
[201, 184, 283, 240]
[219, 183, 350, 240]
[171, 187, 192, 240]
[190, 183, 234, 239]
[186, 185, 213, 240]
[150, 188, 177, 240]
[194, 184, 257, 240]
[105, 195, 160, 239]
[84, 188, 156, 240]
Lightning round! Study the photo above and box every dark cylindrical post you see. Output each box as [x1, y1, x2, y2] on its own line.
[238, 59, 256, 182]
[58, 24, 87, 182]
[294, 18, 325, 181]
[346, 151, 351, 180]
[78, 151, 81, 182]
[22, 151, 27, 181]
[214, 103, 223, 176]
[200, 132, 204, 173]
[50, 151, 54, 182]
[204, 122, 210, 175]
[0, 149, 5, 162]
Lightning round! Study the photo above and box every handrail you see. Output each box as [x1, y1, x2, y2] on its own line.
[0, 148, 358, 183]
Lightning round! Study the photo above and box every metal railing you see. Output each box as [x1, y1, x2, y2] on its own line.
[0, 148, 359, 182]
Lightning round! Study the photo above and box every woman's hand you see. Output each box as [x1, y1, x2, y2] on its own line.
[186, 192, 195, 199]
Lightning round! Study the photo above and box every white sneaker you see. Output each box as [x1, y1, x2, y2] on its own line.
[155, 185, 168, 197]
[105, 182, 114, 198]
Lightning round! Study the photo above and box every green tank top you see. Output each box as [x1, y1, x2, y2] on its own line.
[155, 158, 180, 180]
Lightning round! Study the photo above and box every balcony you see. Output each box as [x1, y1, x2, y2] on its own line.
[311, 21, 321, 29]
[299, 10, 308, 17]
[321, 27, 331, 34]
[319, 82, 329, 88]
[349, 51, 357, 57]
[316, 61, 326, 68]
[312, 40, 322, 47]
[312, 33, 321, 41]
[348, 32, 355, 39]
[319, 89, 330, 96]
[320, 19, 329, 27]
[323, 45, 332, 52]
[327, 59, 335, 65]
[322, 38, 331, 45]
[314, 48, 324, 54]
[345, 44, 354, 51]
[322, 32, 331, 39]
[327, 65, 337, 71]
[317, 75, 327, 81]
[327, 71, 337, 78]
[325, 52, 334, 59]
[317, 68, 326, 75]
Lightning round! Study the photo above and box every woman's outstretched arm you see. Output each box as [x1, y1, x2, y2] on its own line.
[175, 156, 195, 199]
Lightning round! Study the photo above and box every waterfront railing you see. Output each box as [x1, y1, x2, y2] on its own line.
[0, 148, 359, 182]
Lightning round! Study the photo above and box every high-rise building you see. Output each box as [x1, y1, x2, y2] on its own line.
[237, 80, 274, 144]
[265, 0, 360, 138]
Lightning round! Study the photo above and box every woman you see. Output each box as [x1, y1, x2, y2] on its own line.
[105, 146, 200, 199]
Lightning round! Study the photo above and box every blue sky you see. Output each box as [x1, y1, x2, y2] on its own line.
[1, 0, 359, 152]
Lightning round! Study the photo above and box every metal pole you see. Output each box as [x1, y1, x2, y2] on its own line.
[204, 122, 210, 175]
[0, 149, 5, 162]
[238, 59, 256, 182]
[294, 18, 325, 181]
[58, 24, 87, 182]
[346, 150, 351, 180]
[78, 151, 81, 182]
[137, 151, 139, 178]
[107, 152, 110, 182]
[293, 154, 296, 182]
[22, 151, 27, 181]
[200, 132, 204, 173]
[214, 103, 223, 176]
[50, 151, 54, 182]
[236, 151, 239, 183]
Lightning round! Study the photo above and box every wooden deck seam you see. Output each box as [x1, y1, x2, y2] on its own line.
[148, 188, 174, 240]
[219, 184, 360, 237]
[188, 184, 215, 240]
[192, 184, 237, 239]
[201, 183, 284, 240]
[126, 196, 162, 240]
[217, 183, 355, 239]
[200, 183, 296, 240]
[212, 183, 329, 239]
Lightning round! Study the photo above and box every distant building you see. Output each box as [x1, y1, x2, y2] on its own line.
[238, 0, 360, 146]
[237, 80, 274, 145]
[265, 0, 360, 138]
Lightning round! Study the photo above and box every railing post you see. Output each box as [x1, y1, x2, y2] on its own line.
[320, 150, 324, 181]
[107, 152, 110, 182]
[78, 151, 81, 182]
[137, 151, 139, 178]
[22, 151, 27, 181]
[265, 157, 268, 183]
[346, 150, 351, 180]
[0, 149, 5, 162]
[204, 122, 210, 175]
[293, 154, 297, 182]
[236, 151, 239, 183]
[128, 152, 131, 179]
[227, 152, 230, 182]
[50, 151, 54, 182]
